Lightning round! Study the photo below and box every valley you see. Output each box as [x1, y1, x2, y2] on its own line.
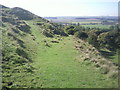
[1, 5, 119, 88]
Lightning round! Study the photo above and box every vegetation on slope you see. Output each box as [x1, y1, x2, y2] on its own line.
[64, 24, 120, 64]
[1, 4, 119, 88]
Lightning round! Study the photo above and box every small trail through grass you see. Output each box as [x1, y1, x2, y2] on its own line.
[27, 21, 118, 88]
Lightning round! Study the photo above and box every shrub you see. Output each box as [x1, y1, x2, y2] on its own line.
[60, 31, 68, 36]
[16, 48, 30, 61]
[53, 29, 61, 35]
[75, 31, 88, 40]
[36, 22, 44, 26]
[10, 54, 28, 64]
[12, 28, 20, 34]
[87, 34, 99, 49]
[65, 26, 76, 35]
[17, 39, 26, 48]
[43, 30, 53, 37]
[16, 24, 31, 34]
[51, 40, 59, 43]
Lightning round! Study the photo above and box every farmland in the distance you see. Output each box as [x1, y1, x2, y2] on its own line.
[44, 16, 118, 29]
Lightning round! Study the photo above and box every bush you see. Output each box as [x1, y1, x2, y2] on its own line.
[7, 33, 25, 48]
[75, 31, 88, 40]
[43, 30, 53, 37]
[53, 29, 61, 35]
[60, 31, 68, 36]
[16, 48, 30, 61]
[16, 24, 31, 34]
[10, 54, 28, 64]
[65, 26, 76, 35]
[36, 22, 44, 26]
[87, 34, 99, 49]
[17, 39, 26, 48]
[12, 28, 20, 34]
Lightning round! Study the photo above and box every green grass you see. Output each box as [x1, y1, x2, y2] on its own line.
[3, 21, 118, 88]
[27, 21, 118, 88]
[109, 52, 119, 65]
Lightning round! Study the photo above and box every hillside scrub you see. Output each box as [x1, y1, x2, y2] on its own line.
[64, 24, 119, 65]
[74, 31, 88, 40]
[16, 23, 31, 34]
[2, 19, 36, 88]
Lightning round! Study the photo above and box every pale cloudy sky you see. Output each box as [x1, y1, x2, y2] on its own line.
[0, 0, 119, 17]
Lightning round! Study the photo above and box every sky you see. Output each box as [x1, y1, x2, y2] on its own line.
[0, 0, 119, 17]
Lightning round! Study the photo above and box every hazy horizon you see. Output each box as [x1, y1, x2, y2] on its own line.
[0, 0, 119, 17]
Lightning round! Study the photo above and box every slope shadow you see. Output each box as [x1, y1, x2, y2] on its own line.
[100, 50, 115, 59]
[100, 50, 120, 66]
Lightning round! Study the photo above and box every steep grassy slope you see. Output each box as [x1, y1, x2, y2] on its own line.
[1, 20, 37, 87]
[1, 5, 51, 88]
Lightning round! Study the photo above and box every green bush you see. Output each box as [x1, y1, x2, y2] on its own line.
[65, 26, 76, 35]
[16, 24, 31, 34]
[87, 34, 99, 49]
[11, 55, 28, 64]
[75, 31, 88, 40]
[43, 30, 53, 37]
[36, 22, 44, 26]
[16, 48, 30, 61]
[12, 28, 20, 34]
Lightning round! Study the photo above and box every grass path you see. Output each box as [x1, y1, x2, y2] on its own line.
[26, 21, 118, 88]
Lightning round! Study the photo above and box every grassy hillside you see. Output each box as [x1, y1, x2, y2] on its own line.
[2, 20, 118, 88]
[1, 5, 119, 88]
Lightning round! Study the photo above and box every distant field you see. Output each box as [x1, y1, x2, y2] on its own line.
[69, 21, 111, 29]
[71, 20, 101, 23]
[81, 25, 111, 29]
[52, 20, 112, 29]
[51, 19, 102, 24]
[71, 22, 101, 24]
[46, 16, 117, 29]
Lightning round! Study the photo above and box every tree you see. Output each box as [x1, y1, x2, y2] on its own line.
[65, 25, 76, 35]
